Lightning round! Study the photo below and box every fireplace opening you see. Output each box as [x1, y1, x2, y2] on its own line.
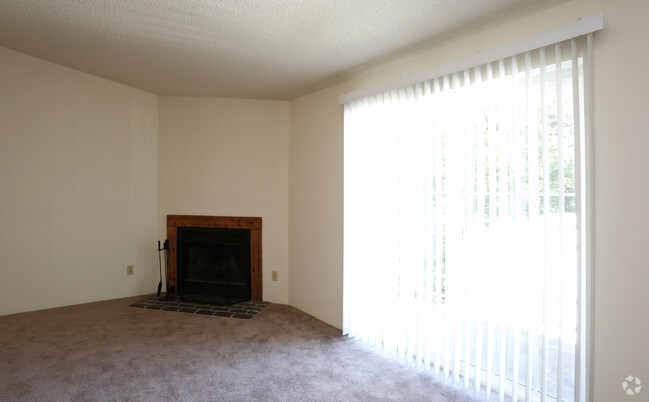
[177, 226, 251, 305]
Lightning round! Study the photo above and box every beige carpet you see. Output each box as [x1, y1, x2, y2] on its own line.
[0, 295, 482, 401]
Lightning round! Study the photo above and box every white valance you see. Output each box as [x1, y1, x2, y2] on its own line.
[339, 13, 603, 105]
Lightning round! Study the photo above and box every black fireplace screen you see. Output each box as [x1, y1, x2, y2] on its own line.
[177, 226, 251, 305]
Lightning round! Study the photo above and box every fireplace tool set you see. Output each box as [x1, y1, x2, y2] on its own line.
[157, 240, 175, 301]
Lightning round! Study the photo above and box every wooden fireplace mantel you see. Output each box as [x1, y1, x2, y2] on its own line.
[166, 215, 262, 301]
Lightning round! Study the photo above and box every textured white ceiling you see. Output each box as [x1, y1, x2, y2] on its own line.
[0, 0, 563, 100]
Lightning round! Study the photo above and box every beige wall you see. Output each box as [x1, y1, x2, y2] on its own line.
[289, 0, 649, 400]
[158, 97, 289, 303]
[0, 47, 159, 316]
[288, 86, 344, 328]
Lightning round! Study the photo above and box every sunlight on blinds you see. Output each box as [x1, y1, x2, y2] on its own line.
[343, 37, 590, 402]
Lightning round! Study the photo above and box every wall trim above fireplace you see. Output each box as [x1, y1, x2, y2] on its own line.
[166, 215, 262, 301]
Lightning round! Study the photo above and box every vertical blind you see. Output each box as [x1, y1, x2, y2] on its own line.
[343, 33, 593, 401]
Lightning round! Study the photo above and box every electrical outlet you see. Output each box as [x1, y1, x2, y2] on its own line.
[271, 270, 278, 281]
[127, 265, 134, 275]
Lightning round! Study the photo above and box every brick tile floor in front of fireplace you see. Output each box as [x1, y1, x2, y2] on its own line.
[130, 296, 269, 319]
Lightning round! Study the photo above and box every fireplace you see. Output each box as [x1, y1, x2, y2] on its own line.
[167, 215, 262, 303]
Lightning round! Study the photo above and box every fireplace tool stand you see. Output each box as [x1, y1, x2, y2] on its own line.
[157, 239, 175, 301]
